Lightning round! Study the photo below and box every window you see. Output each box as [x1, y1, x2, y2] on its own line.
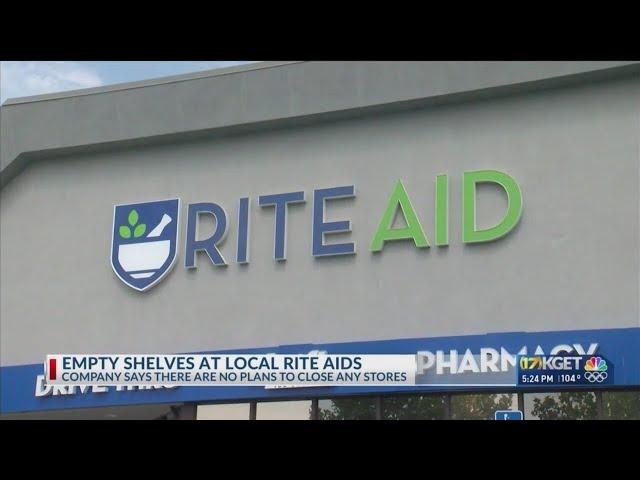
[197, 403, 250, 420]
[525, 392, 597, 420]
[192, 389, 640, 420]
[382, 394, 447, 420]
[257, 400, 312, 420]
[318, 397, 377, 420]
[451, 393, 516, 420]
[602, 391, 640, 420]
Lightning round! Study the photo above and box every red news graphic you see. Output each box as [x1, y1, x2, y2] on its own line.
[48, 358, 57, 380]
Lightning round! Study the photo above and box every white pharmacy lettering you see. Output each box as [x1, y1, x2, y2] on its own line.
[416, 343, 599, 375]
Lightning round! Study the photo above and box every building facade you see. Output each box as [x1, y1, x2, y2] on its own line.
[1, 61, 639, 419]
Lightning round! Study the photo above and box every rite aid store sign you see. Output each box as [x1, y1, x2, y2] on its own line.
[111, 170, 523, 291]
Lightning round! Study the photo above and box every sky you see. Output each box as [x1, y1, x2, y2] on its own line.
[0, 61, 257, 104]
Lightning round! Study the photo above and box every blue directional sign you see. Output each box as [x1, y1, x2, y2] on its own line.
[495, 410, 523, 420]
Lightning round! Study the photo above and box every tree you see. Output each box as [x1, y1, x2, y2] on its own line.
[450, 394, 513, 420]
[530, 391, 640, 420]
[531, 392, 597, 420]
[383, 395, 446, 420]
[317, 397, 377, 420]
[602, 391, 640, 420]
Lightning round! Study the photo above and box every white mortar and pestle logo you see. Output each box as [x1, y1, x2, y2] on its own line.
[118, 210, 173, 279]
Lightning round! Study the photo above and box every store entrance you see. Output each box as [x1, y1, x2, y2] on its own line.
[196, 390, 640, 420]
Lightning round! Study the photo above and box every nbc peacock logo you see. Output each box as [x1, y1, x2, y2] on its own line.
[584, 356, 608, 383]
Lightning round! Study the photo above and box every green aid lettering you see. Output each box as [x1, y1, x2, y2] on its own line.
[435, 174, 449, 246]
[462, 170, 523, 244]
[369, 180, 429, 252]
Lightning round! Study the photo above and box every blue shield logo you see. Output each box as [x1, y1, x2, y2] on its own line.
[111, 199, 180, 291]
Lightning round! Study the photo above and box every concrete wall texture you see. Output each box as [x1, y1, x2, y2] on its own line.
[1, 62, 639, 366]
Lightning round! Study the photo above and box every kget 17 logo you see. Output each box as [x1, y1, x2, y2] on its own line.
[519, 356, 582, 371]
[517, 354, 613, 386]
